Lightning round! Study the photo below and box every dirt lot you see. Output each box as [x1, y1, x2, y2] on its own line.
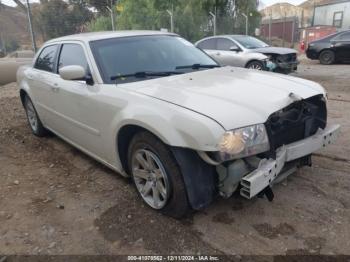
[0, 59, 350, 257]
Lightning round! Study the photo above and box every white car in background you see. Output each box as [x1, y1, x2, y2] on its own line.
[17, 31, 339, 218]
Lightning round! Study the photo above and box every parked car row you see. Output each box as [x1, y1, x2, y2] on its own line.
[17, 31, 340, 218]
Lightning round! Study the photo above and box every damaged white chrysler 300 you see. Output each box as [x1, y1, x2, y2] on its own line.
[17, 31, 340, 218]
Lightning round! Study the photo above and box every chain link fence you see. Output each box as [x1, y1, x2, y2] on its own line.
[0, 0, 261, 56]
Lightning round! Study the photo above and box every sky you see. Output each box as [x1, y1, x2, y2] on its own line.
[261, 0, 307, 6]
[2, 0, 307, 8]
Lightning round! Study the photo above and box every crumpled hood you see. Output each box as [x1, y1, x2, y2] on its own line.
[129, 67, 325, 130]
[252, 46, 298, 55]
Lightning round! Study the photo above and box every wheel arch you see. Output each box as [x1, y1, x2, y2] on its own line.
[245, 59, 264, 68]
[113, 107, 224, 173]
[318, 48, 334, 57]
[318, 49, 336, 64]
[116, 123, 217, 211]
[19, 89, 28, 106]
[116, 124, 167, 174]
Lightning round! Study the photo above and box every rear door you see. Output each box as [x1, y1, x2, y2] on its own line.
[196, 38, 218, 61]
[332, 32, 350, 61]
[30, 44, 60, 127]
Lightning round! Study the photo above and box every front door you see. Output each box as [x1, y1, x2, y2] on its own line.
[333, 32, 350, 62]
[50, 43, 103, 156]
[215, 38, 243, 67]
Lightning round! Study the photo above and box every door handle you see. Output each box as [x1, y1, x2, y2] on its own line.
[27, 74, 34, 80]
[216, 52, 221, 56]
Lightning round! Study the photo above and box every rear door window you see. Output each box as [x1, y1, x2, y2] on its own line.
[197, 38, 217, 50]
[34, 45, 58, 73]
[58, 43, 89, 72]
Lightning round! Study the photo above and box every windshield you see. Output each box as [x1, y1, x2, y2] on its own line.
[90, 35, 218, 84]
[231, 36, 269, 49]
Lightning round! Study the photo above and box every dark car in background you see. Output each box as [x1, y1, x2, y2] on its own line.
[196, 35, 299, 74]
[306, 30, 350, 65]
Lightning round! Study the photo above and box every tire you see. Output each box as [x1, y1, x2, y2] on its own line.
[24, 95, 48, 137]
[246, 60, 265, 70]
[127, 131, 190, 218]
[319, 50, 335, 65]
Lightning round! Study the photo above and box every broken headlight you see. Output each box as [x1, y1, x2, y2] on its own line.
[217, 124, 270, 161]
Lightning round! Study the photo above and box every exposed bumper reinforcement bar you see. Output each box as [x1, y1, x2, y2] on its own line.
[240, 124, 340, 199]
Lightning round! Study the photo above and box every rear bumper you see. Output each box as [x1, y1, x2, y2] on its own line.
[240, 124, 340, 199]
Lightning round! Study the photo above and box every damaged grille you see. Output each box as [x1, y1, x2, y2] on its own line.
[264, 94, 327, 156]
[276, 53, 297, 63]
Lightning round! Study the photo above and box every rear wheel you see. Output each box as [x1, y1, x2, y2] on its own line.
[319, 50, 335, 65]
[24, 96, 48, 137]
[246, 60, 264, 70]
[128, 131, 190, 218]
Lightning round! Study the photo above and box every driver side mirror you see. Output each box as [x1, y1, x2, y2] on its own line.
[59, 65, 94, 85]
[230, 46, 240, 52]
[59, 65, 86, 81]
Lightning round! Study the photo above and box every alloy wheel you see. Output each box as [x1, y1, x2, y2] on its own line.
[248, 63, 263, 70]
[131, 149, 170, 209]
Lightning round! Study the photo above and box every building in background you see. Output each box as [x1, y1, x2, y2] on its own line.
[313, 0, 350, 31]
[260, 17, 299, 45]
[259, 0, 350, 48]
[259, 0, 318, 47]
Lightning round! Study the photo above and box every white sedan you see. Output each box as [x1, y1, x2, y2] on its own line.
[17, 31, 340, 218]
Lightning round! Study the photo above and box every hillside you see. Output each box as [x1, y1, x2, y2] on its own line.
[0, 3, 32, 50]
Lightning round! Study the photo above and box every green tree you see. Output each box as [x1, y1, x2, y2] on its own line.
[88, 15, 113, 31]
[87, 0, 260, 42]
[4, 38, 20, 52]
[87, 0, 116, 13]
[233, 0, 261, 35]
[34, 0, 93, 40]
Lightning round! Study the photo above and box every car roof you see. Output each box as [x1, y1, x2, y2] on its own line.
[46, 30, 177, 44]
[197, 34, 252, 42]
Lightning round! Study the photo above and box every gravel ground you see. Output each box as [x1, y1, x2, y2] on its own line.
[0, 59, 349, 256]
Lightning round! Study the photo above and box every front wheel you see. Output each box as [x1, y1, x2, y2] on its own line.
[246, 60, 265, 70]
[319, 50, 335, 65]
[128, 131, 190, 218]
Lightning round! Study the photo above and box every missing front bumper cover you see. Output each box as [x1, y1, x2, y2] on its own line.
[240, 124, 340, 200]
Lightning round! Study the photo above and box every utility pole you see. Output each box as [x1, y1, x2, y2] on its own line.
[209, 11, 216, 36]
[106, 0, 115, 31]
[291, 16, 295, 47]
[269, 11, 272, 43]
[26, 0, 37, 52]
[242, 13, 248, 35]
[166, 9, 174, 33]
[282, 11, 286, 47]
